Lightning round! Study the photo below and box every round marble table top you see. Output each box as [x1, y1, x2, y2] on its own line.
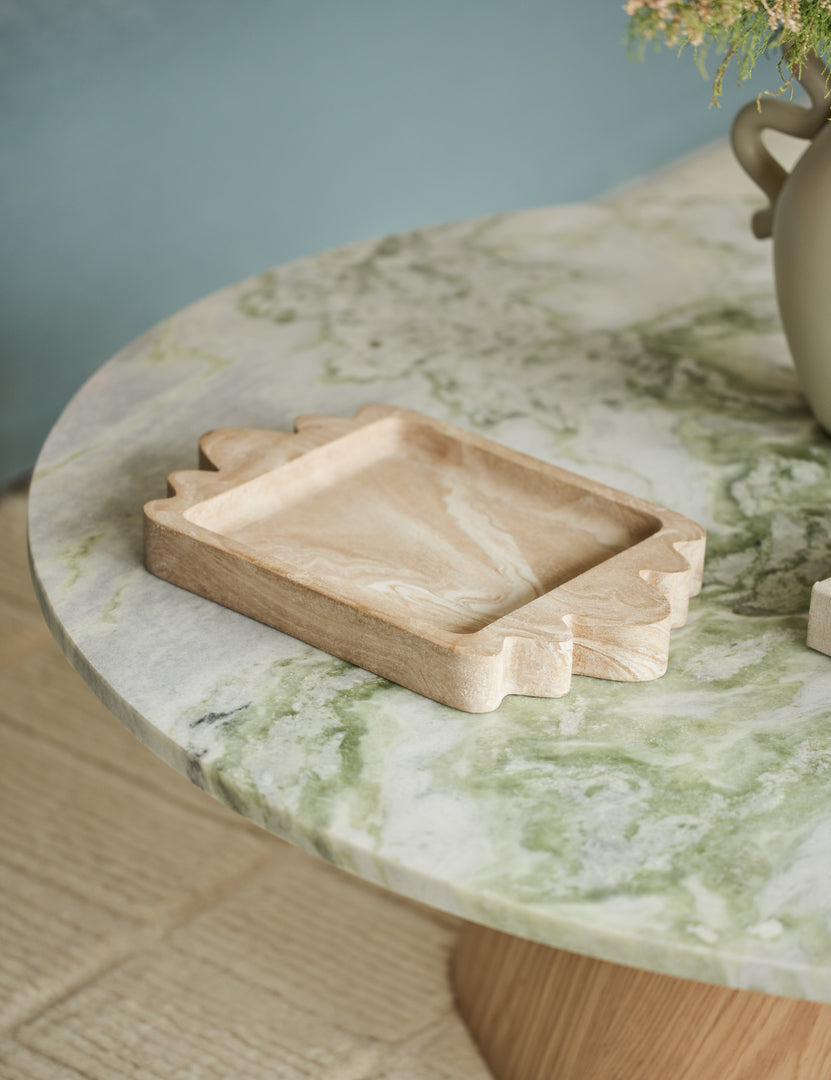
[29, 180, 831, 1003]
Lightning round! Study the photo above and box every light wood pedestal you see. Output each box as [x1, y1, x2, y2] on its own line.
[453, 923, 831, 1079]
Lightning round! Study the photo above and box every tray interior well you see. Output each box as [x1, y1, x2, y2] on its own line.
[185, 416, 659, 635]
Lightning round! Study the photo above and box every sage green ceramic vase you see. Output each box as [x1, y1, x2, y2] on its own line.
[731, 52, 831, 433]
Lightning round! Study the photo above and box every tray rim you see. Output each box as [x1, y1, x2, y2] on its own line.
[143, 405, 706, 710]
[177, 409, 665, 637]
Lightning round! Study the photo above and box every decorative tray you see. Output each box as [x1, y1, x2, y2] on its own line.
[143, 405, 706, 712]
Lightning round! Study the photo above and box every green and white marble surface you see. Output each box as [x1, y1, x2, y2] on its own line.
[29, 152, 831, 1002]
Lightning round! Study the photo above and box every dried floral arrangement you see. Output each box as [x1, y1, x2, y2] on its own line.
[625, 1, 831, 98]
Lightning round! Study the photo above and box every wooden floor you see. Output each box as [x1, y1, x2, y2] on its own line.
[0, 486, 489, 1080]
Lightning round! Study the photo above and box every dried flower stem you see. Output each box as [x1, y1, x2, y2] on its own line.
[625, 0, 831, 98]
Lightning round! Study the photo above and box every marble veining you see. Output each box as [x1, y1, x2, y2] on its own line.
[28, 175, 831, 1000]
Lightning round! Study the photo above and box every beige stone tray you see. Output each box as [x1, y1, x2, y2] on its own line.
[143, 405, 706, 712]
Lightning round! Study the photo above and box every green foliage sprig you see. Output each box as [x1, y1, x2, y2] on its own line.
[625, 1, 831, 99]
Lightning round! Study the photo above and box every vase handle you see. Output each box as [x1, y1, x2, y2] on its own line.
[730, 52, 831, 239]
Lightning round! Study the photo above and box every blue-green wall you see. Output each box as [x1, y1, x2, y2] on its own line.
[1, 1, 775, 485]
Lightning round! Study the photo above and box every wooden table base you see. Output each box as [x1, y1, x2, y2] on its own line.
[452, 923, 831, 1079]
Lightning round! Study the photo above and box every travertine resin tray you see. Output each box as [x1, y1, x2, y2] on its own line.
[143, 405, 706, 712]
